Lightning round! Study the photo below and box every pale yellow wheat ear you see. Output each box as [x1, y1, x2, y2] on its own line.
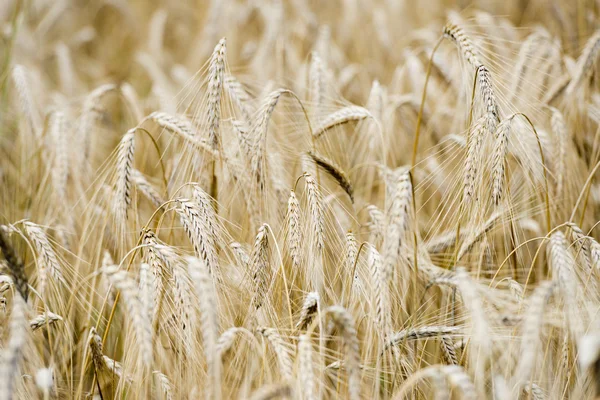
[187, 256, 220, 400]
[206, 38, 227, 152]
[286, 190, 302, 270]
[102, 265, 153, 367]
[326, 306, 361, 400]
[256, 326, 293, 381]
[113, 128, 136, 224]
[297, 334, 315, 400]
[0, 227, 29, 301]
[0, 293, 27, 400]
[566, 29, 600, 96]
[296, 291, 319, 330]
[12, 64, 41, 137]
[23, 221, 66, 293]
[312, 106, 373, 139]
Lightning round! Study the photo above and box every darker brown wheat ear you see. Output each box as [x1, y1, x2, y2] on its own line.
[307, 150, 354, 203]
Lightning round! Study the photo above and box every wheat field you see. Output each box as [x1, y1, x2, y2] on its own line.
[2, 0, 600, 399]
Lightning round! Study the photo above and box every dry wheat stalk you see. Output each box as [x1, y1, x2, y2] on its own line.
[310, 52, 325, 109]
[313, 106, 373, 138]
[77, 83, 118, 163]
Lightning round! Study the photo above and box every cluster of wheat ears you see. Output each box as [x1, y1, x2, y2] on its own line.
[3, 0, 600, 399]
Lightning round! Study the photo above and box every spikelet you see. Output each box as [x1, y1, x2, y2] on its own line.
[23, 221, 66, 292]
[286, 190, 302, 270]
[113, 128, 136, 223]
[103, 266, 153, 366]
[207, 38, 227, 151]
[313, 106, 373, 138]
[327, 306, 361, 400]
[249, 383, 292, 400]
[257, 327, 293, 380]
